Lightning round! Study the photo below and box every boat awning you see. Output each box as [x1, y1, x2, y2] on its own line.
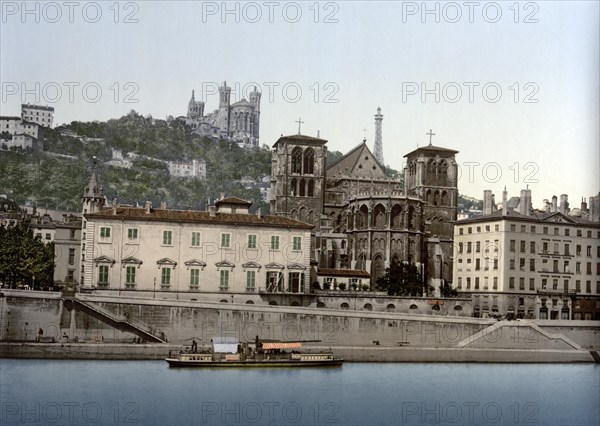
[262, 342, 303, 350]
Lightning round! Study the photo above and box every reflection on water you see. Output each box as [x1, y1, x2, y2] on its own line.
[1, 360, 598, 425]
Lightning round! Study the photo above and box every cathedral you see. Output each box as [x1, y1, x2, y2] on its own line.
[182, 81, 261, 148]
[270, 109, 459, 295]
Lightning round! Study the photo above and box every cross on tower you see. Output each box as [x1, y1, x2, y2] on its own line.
[295, 118, 304, 135]
[426, 129, 435, 146]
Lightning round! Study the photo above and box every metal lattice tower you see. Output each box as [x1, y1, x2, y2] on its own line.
[373, 107, 384, 165]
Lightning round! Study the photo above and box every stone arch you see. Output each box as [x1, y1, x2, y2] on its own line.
[268, 301, 278, 306]
[290, 209, 299, 220]
[434, 191, 440, 206]
[303, 148, 315, 174]
[391, 204, 403, 228]
[454, 305, 463, 311]
[299, 206, 307, 222]
[357, 253, 367, 271]
[220, 299, 228, 303]
[427, 159, 436, 175]
[441, 190, 448, 206]
[392, 253, 400, 265]
[290, 301, 300, 307]
[317, 302, 326, 308]
[386, 304, 395, 311]
[373, 203, 386, 228]
[407, 205, 414, 229]
[426, 189, 433, 204]
[299, 178, 306, 196]
[359, 205, 369, 229]
[291, 147, 302, 174]
[308, 210, 314, 224]
[409, 304, 418, 310]
[432, 304, 441, 311]
[340, 302, 350, 309]
[246, 300, 254, 304]
[290, 178, 297, 196]
[364, 303, 373, 311]
[372, 254, 385, 282]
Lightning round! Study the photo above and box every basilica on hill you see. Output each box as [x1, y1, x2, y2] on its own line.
[270, 111, 459, 294]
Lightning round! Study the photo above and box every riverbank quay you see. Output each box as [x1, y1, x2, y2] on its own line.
[1, 342, 598, 362]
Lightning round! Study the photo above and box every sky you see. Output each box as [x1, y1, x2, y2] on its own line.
[1, 1, 598, 206]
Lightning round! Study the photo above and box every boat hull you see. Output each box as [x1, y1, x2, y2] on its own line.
[165, 358, 343, 368]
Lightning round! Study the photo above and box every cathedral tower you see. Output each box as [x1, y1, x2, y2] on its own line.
[373, 107, 384, 165]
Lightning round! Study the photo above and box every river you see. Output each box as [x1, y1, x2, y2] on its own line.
[1, 360, 598, 425]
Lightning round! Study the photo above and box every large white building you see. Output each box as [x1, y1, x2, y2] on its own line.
[21, 103, 54, 128]
[453, 188, 600, 320]
[80, 169, 313, 294]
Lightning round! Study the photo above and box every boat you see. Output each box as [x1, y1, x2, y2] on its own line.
[165, 336, 343, 368]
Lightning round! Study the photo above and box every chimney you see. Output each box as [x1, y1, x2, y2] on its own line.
[551, 196, 557, 212]
[483, 190, 492, 215]
[502, 187, 508, 216]
[491, 194, 496, 212]
[160, 201, 166, 210]
[526, 188, 532, 215]
[559, 194, 568, 214]
[581, 197, 588, 213]
[220, 193, 225, 200]
[257, 207, 262, 219]
[145, 201, 152, 214]
[519, 189, 527, 215]
[209, 206, 217, 217]
[62, 213, 67, 222]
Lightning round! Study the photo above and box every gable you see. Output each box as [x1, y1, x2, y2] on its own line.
[541, 212, 577, 224]
[327, 142, 387, 179]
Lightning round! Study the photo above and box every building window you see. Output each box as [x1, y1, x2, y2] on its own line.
[510, 224, 516, 232]
[292, 236, 302, 251]
[69, 248, 75, 265]
[531, 226, 536, 233]
[564, 261, 569, 273]
[191, 232, 202, 247]
[494, 224, 499, 231]
[575, 280, 581, 292]
[476, 241, 480, 253]
[476, 226, 481, 233]
[127, 228, 138, 239]
[220, 233, 231, 248]
[541, 279, 547, 290]
[564, 244, 570, 256]
[520, 240, 525, 253]
[458, 242, 463, 254]
[485, 225, 490, 232]
[70, 229, 76, 240]
[529, 259, 535, 272]
[457, 277, 462, 289]
[565, 229, 570, 236]
[475, 258, 480, 271]
[586, 263, 592, 275]
[520, 258, 525, 271]
[510, 240, 515, 252]
[125, 266, 136, 287]
[247, 234, 257, 249]
[586, 246, 591, 257]
[100, 227, 111, 238]
[542, 242, 548, 253]
[554, 227, 559, 235]
[483, 277, 488, 290]
[553, 243, 559, 254]
[543, 227, 548, 235]
[553, 260, 559, 273]
[520, 225, 525, 233]
[586, 281, 591, 293]
[563, 280, 569, 292]
[271, 235, 280, 250]
[475, 277, 480, 290]
[529, 278, 535, 291]
[190, 269, 199, 289]
[459, 228, 463, 235]
[98, 265, 109, 285]
[493, 277, 498, 290]
[576, 262, 581, 273]
[466, 277, 471, 289]
[509, 277, 514, 289]
[519, 278, 525, 290]
[161, 268, 171, 288]
[246, 270, 256, 290]
[510, 259, 515, 270]
[467, 242, 472, 253]
[587, 230, 592, 238]
[530, 241, 535, 254]
[467, 227, 472, 234]
[576, 245, 581, 256]
[163, 230, 173, 246]
[552, 279, 558, 290]
[493, 259, 498, 270]
[220, 270, 229, 290]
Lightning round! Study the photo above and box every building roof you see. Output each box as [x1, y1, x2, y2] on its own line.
[21, 104, 54, 111]
[456, 209, 600, 227]
[215, 197, 252, 206]
[0, 116, 22, 121]
[85, 207, 314, 229]
[318, 268, 370, 278]
[327, 140, 387, 179]
[403, 144, 459, 158]
[272, 134, 327, 148]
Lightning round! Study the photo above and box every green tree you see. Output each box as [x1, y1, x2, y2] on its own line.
[439, 281, 458, 297]
[0, 221, 55, 289]
[376, 260, 427, 296]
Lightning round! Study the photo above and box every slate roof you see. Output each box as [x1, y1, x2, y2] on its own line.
[85, 207, 314, 229]
[326, 141, 387, 179]
[457, 209, 600, 227]
[403, 144, 459, 158]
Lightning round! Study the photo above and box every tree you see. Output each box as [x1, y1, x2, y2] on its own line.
[0, 221, 55, 289]
[376, 260, 426, 296]
[439, 281, 458, 297]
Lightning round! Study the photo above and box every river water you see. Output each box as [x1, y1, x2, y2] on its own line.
[0, 360, 598, 425]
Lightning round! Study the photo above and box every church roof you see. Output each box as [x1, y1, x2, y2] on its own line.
[327, 141, 387, 179]
[83, 166, 103, 199]
[403, 144, 459, 158]
[272, 134, 327, 148]
[457, 209, 600, 227]
[215, 197, 252, 206]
